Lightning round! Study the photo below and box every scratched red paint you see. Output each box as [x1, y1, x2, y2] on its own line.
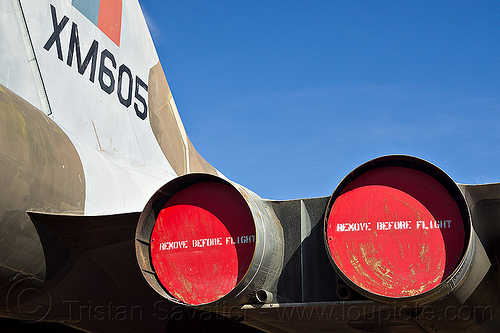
[327, 166, 465, 298]
[150, 182, 256, 305]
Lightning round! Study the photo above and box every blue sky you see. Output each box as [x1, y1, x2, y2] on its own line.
[142, 1, 500, 200]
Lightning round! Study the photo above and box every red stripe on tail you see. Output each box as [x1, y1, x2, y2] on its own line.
[98, 0, 122, 46]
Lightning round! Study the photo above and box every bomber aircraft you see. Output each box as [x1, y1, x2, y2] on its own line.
[1, 1, 500, 332]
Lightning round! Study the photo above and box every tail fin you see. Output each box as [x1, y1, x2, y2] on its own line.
[1, 0, 216, 214]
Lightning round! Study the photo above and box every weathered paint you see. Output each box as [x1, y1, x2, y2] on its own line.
[136, 174, 284, 308]
[0, 82, 85, 288]
[19, 0, 180, 214]
[148, 62, 187, 175]
[15, 0, 218, 214]
[148, 62, 217, 176]
[2, 1, 499, 331]
[327, 165, 465, 298]
[2, 0, 218, 215]
[187, 136, 218, 175]
[150, 182, 256, 305]
[0, 0, 224, 329]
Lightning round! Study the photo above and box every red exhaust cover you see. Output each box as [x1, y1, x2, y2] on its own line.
[327, 166, 465, 298]
[150, 182, 256, 305]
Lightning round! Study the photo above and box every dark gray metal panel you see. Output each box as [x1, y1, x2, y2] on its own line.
[460, 183, 500, 255]
[271, 200, 303, 303]
[270, 197, 346, 304]
[300, 197, 338, 302]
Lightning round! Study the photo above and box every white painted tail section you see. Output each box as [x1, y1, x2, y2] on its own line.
[1, 0, 216, 215]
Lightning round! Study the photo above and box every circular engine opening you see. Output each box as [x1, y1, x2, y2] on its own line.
[150, 182, 256, 305]
[326, 159, 468, 298]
